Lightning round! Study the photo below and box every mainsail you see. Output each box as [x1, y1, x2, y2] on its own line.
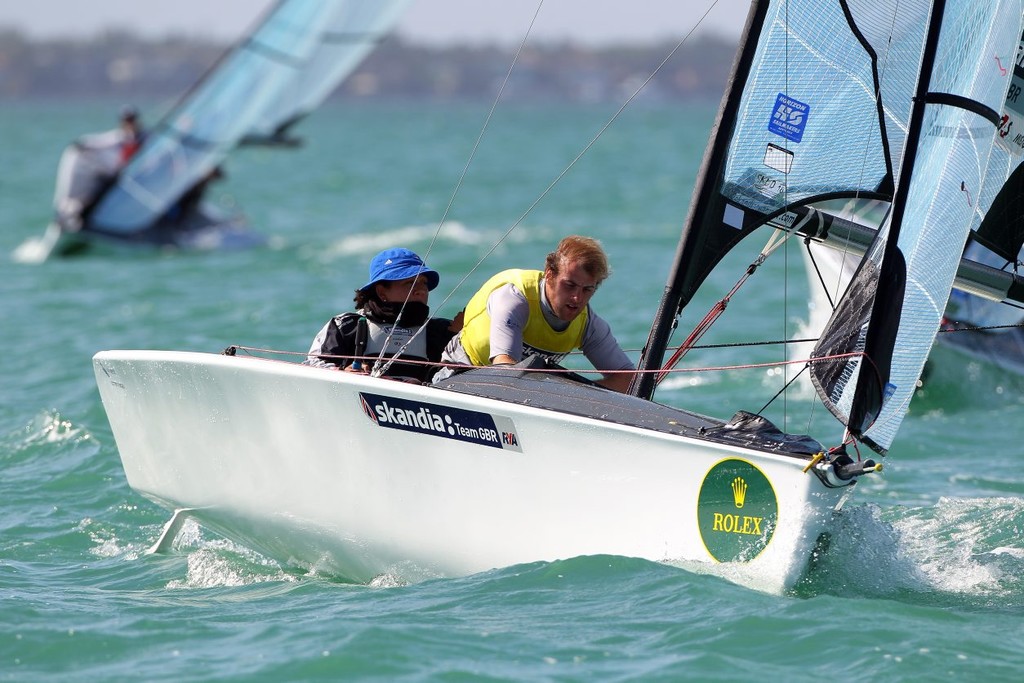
[634, 0, 1023, 456]
[83, 0, 408, 236]
[634, 0, 932, 400]
[810, 0, 1021, 452]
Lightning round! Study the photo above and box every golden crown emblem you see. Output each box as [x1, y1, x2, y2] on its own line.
[732, 476, 747, 508]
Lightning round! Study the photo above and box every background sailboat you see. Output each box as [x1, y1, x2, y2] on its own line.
[22, 0, 410, 259]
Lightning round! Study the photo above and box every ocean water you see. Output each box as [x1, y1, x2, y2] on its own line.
[4, 98, 1024, 681]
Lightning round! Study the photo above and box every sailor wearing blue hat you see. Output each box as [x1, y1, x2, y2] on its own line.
[305, 248, 458, 382]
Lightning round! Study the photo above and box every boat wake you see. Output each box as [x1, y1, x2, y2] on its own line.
[10, 228, 58, 265]
[796, 498, 1024, 605]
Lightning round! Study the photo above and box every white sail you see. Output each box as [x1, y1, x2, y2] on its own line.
[245, 0, 412, 142]
[811, 0, 1023, 451]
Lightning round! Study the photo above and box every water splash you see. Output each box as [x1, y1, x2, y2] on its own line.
[797, 498, 1024, 604]
[166, 537, 297, 589]
[1, 411, 92, 453]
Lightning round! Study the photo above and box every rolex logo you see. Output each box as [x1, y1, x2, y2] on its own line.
[732, 477, 747, 509]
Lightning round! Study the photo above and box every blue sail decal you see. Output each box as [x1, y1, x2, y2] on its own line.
[768, 93, 811, 143]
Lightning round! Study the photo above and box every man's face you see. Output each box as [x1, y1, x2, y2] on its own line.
[545, 260, 598, 322]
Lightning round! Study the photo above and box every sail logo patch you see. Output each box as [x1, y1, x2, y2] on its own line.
[768, 93, 810, 143]
[697, 459, 778, 562]
[359, 392, 522, 452]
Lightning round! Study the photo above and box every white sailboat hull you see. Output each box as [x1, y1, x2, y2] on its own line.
[94, 350, 853, 593]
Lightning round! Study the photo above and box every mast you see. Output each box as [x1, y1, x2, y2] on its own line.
[631, 0, 770, 400]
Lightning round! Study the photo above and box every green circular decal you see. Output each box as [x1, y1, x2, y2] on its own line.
[697, 458, 778, 562]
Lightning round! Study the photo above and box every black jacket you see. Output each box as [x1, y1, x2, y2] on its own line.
[306, 311, 456, 383]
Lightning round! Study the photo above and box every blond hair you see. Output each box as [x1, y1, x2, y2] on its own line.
[544, 235, 610, 283]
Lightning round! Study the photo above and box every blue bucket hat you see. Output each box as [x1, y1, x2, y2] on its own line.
[361, 248, 439, 292]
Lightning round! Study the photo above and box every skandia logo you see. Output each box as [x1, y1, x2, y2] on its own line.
[374, 400, 447, 433]
[359, 392, 522, 452]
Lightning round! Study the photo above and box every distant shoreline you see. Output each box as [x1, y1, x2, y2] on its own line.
[0, 29, 736, 103]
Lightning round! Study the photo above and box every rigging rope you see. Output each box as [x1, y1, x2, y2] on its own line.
[373, 0, 548, 378]
[655, 228, 791, 384]
[224, 343, 868, 380]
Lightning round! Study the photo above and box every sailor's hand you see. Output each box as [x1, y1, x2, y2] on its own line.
[448, 310, 465, 333]
[343, 363, 369, 374]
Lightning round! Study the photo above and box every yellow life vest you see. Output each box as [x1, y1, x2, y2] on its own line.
[460, 269, 588, 365]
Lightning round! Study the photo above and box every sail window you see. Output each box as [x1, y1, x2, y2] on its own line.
[723, 203, 745, 230]
[764, 143, 794, 174]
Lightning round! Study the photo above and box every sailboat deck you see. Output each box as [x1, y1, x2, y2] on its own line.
[435, 364, 823, 458]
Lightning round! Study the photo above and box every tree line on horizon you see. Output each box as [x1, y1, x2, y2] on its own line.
[0, 27, 737, 103]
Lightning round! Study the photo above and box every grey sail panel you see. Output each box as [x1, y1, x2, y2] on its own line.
[87, 1, 339, 234]
[810, 0, 1024, 451]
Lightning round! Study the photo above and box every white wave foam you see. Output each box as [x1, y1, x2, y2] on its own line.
[812, 498, 1024, 599]
[167, 538, 297, 589]
[4, 411, 92, 451]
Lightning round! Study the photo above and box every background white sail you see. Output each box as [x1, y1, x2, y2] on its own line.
[246, 0, 412, 142]
[85, 0, 409, 235]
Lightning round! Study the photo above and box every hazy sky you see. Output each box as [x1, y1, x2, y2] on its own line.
[0, 1, 747, 44]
